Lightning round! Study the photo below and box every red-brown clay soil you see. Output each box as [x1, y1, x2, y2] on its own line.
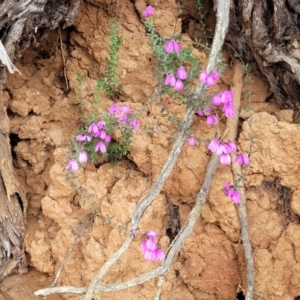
[1, 0, 300, 299]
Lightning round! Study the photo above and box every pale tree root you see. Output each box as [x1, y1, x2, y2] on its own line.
[228, 59, 255, 300]
[35, 0, 231, 298]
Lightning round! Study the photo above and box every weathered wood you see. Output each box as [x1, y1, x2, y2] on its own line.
[227, 0, 300, 108]
[0, 0, 80, 280]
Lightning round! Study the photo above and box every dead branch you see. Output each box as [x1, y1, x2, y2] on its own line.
[228, 60, 255, 300]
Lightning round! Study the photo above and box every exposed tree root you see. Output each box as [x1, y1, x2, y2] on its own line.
[228, 59, 255, 300]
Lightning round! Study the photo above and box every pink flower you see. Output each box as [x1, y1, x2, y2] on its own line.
[220, 153, 231, 165]
[174, 79, 184, 91]
[109, 103, 120, 115]
[232, 190, 241, 204]
[141, 231, 165, 262]
[164, 39, 181, 53]
[66, 158, 79, 171]
[165, 74, 176, 86]
[223, 182, 231, 192]
[236, 153, 250, 166]
[222, 101, 235, 118]
[143, 249, 156, 261]
[208, 139, 220, 153]
[177, 66, 187, 80]
[76, 134, 91, 142]
[212, 94, 222, 106]
[197, 109, 205, 116]
[216, 143, 228, 156]
[206, 114, 218, 125]
[118, 115, 127, 123]
[78, 150, 88, 164]
[95, 141, 106, 153]
[99, 130, 107, 140]
[146, 230, 157, 238]
[210, 71, 220, 81]
[207, 71, 219, 86]
[220, 90, 234, 104]
[154, 249, 165, 261]
[97, 120, 106, 129]
[223, 183, 241, 204]
[104, 135, 111, 143]
[143, 5, 154, 17]
[206, 75, 216, 87]
[226, 141, 237, 153]
[88, 123, 99, 134]
[129, 118, 140, 131]
[122, 104, 131, 115]
[200, 71, 219, 87]
[145, 237, 156, 251]
[188, 137, 196, 147]
[199, 70, 208, 83]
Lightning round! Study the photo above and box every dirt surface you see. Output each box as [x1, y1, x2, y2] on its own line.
[2, 0, 300, 299]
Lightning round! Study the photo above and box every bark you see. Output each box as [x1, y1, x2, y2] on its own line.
[227, 0, 300, 109]
[0, 0, 80, 280]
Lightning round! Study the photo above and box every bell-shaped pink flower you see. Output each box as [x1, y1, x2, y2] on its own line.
[206, 114, 218, 125]
[141, 230, 165, 262]
[78, 150, 88, 164]
[104, 135, 111, 143]
[66, 158, 79, 171]
[232, 190, 241, 204]
[222, 101, 235, 118]
[145, 237, 156, 251]
[197, 109, 205, 116]
[122, 104, 131, 115]
[226, 141, 237, 153]
[236, 153, 250, 166]
[177, 66, 187, 80]
[76, 134, 91, 142]
[199, 70, 208, 83]
[153, 249, 165, 261]
[206, 75, 216, 87]
[210, 71, 220, 81]
[216, 143, 228, 156]
[88, 123, 99, 134]
[208, 139, 220, 153]
[99, 130, 107, 140]
[188, 137, 196, 147]
[129, 118, 140, 131]
[109, 103, 120, 115]
[143, 5, 154, 17]
[174, 79, 184, 91]
[165, 74, 176, 87]
[164, 39, 181, 53]
[220, 90, 234, 104]
[143, 249, 156, 261]
[223, 182, 231, 194]
[212, 94, 222, 106]
[118, 115, 127, 123]
[97, 120, 106, 129]
[220, 153, 231, 165]
[95, 141, 106, 153]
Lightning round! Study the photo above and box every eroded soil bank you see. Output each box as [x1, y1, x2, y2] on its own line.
[1, 0, 300, 299]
